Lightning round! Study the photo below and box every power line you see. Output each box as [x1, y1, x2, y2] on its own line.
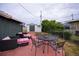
[18, 3, 36, 18]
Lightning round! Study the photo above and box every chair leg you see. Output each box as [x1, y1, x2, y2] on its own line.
[62, 47, 63, 56]
[55, 50, 57, 56]
[35, 46, 37, 56]
[31, 45, 33, 51]
[55, 47, 57, 56]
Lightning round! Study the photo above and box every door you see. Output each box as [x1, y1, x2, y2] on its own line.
[29, 25, 35, 32]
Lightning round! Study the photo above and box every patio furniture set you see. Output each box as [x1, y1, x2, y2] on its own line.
[31, 34, 65, 56]
[0, 33, 65, 56]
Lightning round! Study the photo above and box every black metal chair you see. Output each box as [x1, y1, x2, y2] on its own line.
[31, 36, 44, 56]
[50, 40, 65, 56]
[38, 34, 58, 54]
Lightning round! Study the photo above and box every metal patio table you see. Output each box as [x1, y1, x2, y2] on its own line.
[37, 34, 58, 55]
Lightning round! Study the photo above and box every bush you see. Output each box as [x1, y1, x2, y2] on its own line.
[52, 31, 72, 40]
[63, 31, 72, 40]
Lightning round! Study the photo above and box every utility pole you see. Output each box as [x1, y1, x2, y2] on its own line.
[40, 11, 42, 32]
[40, 11, 42, 24]
[71, 14, 74, 20]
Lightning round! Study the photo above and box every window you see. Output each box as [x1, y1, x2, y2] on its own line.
[37, 25, 41, 27]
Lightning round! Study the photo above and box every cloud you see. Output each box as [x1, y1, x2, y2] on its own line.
[0, 3, 79, 23]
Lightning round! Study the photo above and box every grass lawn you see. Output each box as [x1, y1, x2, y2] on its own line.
[59, 35, 79, 56]
[64, 41, 79, 56]
[34, 32, 79, 56]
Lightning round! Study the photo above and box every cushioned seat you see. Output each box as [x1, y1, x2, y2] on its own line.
[0, 39, 17, 51]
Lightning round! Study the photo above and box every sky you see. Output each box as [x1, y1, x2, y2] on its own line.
[0, 3, 79, 24]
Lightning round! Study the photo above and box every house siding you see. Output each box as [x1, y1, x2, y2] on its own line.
[26, 25, 30, 32]
[35, 25, 41, 32]
[0, 16, 22, 39]
[69, 22, 79, 34]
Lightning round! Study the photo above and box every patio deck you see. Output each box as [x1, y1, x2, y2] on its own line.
[0, 33, 65, 56]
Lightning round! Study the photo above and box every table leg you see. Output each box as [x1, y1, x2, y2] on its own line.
[42, 44, 45, 54]
[47, 43, 49, 54]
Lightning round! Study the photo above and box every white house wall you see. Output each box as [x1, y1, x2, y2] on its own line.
[27, 25, 30, 32]
[35, 25, 41, 32]
[26, 25, 41, 32]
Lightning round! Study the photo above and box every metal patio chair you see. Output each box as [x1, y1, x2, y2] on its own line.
[31, 36, 43, 56]
[49, 40, 66, 56]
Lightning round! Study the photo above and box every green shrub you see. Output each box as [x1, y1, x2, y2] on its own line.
[70, 35, 79, 45]
[52, 31, 72, 40]
[71, 35, 79, 41]
[63, 31, 72, 40]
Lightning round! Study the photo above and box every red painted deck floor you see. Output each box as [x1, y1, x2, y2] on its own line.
[0, 33, 65, 56]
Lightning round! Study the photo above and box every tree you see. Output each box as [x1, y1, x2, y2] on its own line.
[41, 19, 64, 33]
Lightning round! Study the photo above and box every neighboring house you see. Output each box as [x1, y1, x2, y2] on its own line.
[68, 20, 79, 35]
[26, 18, 42, 32]
[26, 23, 41, 32]
[0, 11, 23, 39]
